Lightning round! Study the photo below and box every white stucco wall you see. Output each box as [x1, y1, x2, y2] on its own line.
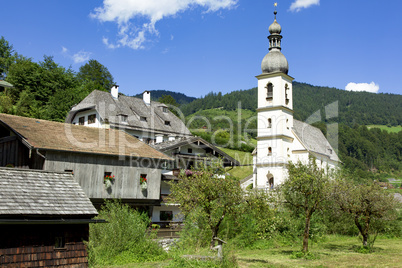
[71, 110, 102, 128]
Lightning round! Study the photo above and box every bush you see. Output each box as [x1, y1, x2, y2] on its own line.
[86, 200, 166, 266]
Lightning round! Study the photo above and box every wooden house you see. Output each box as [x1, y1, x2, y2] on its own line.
[0, 167, 99, 267]
[0, 113, 173, 209]
[150, 136, 240, 226]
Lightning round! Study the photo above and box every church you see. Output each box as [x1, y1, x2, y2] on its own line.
[251, 9, 340, 190]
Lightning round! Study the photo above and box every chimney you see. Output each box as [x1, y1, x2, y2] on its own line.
[111, 85, 119, 99]
[143, 91, 151, 105]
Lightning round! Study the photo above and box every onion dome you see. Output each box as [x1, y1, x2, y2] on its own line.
[268, 19, 281, 34]
[261, 10, 289, 74]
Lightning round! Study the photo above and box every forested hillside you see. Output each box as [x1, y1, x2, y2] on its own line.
[180, 82, 402, 127]
[133, 90, 196, 105]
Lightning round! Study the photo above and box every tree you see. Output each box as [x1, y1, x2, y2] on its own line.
[6, 55, 78, 120]
[77, 59, 114, 92]
[280, 159, 331, 252]
[332, 178, 399, 248]
[158, 94, 180, 117]
[0, 36, 19, 79]
[168, 162, 243, 249]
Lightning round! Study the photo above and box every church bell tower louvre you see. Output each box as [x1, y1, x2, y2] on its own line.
[254, 5, 295, 189]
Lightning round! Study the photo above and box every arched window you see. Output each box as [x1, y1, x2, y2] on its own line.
[268, 147, 272, 155]
[266, 173, 274, 189]
[266, 83, 273, 100]
[268, 118, 272, 128]
[285, 84, 289, 105]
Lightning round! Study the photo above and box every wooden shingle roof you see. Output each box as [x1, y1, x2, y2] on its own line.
[0, 167, 98, 217]
[0, 113, 172, 160]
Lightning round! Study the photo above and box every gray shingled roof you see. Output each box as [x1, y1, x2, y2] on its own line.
[151, 136, 240, 166]
[66, 90, 191, 136]
[0, 167, 98, 217]
[293, 119, 340, 162]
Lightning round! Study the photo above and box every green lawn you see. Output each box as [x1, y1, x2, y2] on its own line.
[220, 147, 253, 180]
[367, 125, 402, 133]
[99, 236, 402, 268]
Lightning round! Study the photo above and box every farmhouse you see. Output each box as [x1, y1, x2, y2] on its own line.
[65, 88, 240, 226]
[150, 136, 240, 225]
[66, 88, 192, 144]
[0, 113, 172, 210]
[251, 10, 340, 189]
[0, 167, 98, 267]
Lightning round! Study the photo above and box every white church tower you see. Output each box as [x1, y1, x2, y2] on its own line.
[254, 8, 294, 189]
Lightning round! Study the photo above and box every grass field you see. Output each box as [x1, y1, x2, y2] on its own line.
[367, 125, 402, 133]
[220, 147, 253, 180]
[100, 236, 402, 267]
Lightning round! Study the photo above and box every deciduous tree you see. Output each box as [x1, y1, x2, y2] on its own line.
[168, 162, 243, 249]
[77, 59, 114, 92]
[280, 159, 331, 252]
[332, 178, 399, 248]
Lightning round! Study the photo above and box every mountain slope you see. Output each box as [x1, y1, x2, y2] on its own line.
[179, 82, 402, 127]
[133, 90, 196, 105]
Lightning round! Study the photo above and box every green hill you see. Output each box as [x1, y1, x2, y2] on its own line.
[133, 90, 196, 105]
[180, 82, 402, 127]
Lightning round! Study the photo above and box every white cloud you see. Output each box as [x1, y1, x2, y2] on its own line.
[91, 0, 237, 50]
[61, 47, 92, 64]
[61, 46, 68, 53]
[289, 0, 320, 12]
[72, 50, 92, 64]
[345, 82, 379, 93]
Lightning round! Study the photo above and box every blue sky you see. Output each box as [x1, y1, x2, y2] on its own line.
[2, 0, 402, 97]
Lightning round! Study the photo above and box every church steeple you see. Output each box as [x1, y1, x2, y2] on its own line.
[261, 6, 289, 74]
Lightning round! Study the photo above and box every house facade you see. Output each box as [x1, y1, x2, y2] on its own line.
[150, 136, 240, 225]
[0, 113, 172, 209]
[250, 10, 340, 190]
[0, 167, 99, 267]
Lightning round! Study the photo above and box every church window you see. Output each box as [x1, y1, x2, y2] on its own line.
[268, 118, 272, 128]
[285, 84, 289, 105]
[266, 83, 273, 100]
[267, 173, 274, 189]
[268, 147, 272, 155]
[286, 118, 289, 129]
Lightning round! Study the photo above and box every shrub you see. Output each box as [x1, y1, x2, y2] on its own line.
[86, 200, 166, 266]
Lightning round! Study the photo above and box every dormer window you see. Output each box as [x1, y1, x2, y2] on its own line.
[162, 107, 168, 113]
[266, 83, 273, 100]
[140, 116, 147, 122]
[78, 116, 84, 125]
[88, 114, 96, 124]
[328, 148, 332, 155]
[165, 121, 171, 126]
[120, 114, 128, 123]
